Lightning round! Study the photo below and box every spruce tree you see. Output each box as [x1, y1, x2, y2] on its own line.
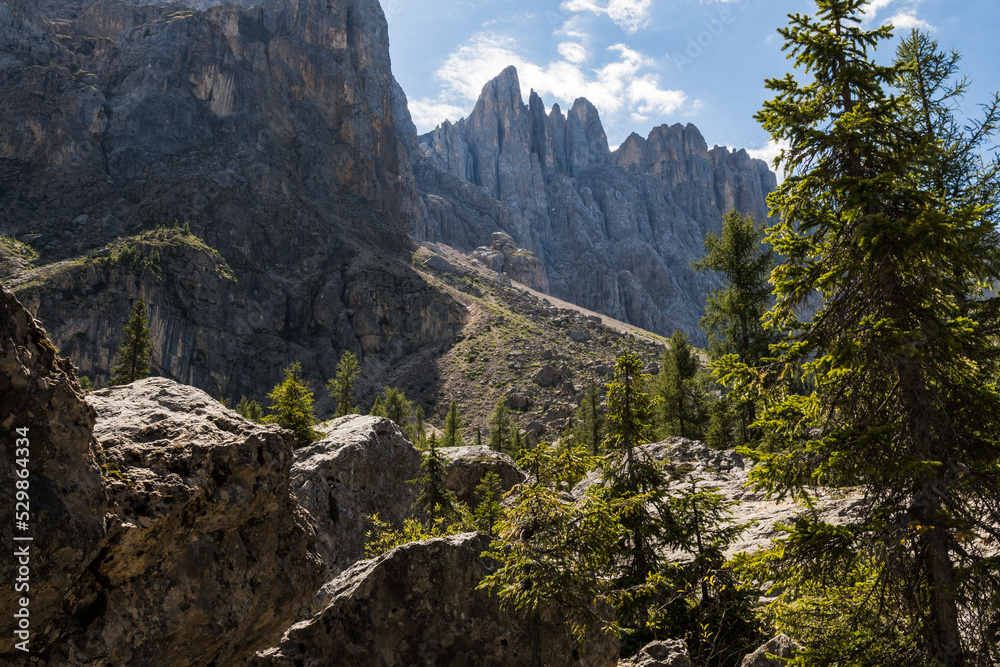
[370, 395, 386, 418]
[110, 297, 154, 385]
[326, 351, 361, 418]
[573, 384, 604, 455]
[602, 353, 667, 585]
[412, 434, 460, 523]
[380, 386, 413, 426]
[442, 400, 463, 447]
[489, 399, 512, 454]
[266, 362, 318, 447]
[733, 4, 1000, 664]
[694, 210, 777, 444]
[236, 395, 264, 422]
[657, 330, 706, 439]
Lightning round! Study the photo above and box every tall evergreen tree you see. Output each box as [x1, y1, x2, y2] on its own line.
[489, 399, 512, 454]
[326, 351, 361, 418]
[266, 362, 318, 447]
[694, 210, 778, 444]
[110, 297, 154, 385]
[730, 4, 1000, 664]
[602, 353, 667, 586]
[411, 434, 460, 523]
[442, 400, 463, 447]
[657, 330, 707, 439]
[382, 386, 412, 425]
[573, 383, 605, 455]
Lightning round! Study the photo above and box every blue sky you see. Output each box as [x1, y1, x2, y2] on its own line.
[384, 0, 1000, 168]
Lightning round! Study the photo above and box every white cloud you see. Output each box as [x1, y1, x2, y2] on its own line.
[861, 0, 935, 31]
[407, 99, 470, 130]
[557, 41, 589, 65]
[746, 138, 790, 181]
[560, 0, 653, 34]
[886, 10, 933, 31]
[420, 32, 686, 136]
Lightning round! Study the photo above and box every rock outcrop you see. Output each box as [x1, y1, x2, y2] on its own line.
[0, 286, 108, 659]
[253, 533, 621, 667]
[1, 285, 324, 665]
[442, 444, 524, 507]
[624, 639, 693, 667]
[78, 377, 324, 666]
[1, 0, 464, 403]
[292, 415, 422, 581]
[413, 67, 776, 343]
[740, 634, 802, 667]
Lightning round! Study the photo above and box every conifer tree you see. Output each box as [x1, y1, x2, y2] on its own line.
[471, 471, 503, 535]
[573, 383, 604, 455]
[409, 404, 426, 449]
[110, 297, 154, 385]
[412, 434, 460, 523]
[602, 352, 667, 586]
[266, 362, 318, 447]
[657, 330, 707, 439]
[370, 395, 386, 418]
[326, 351, 361, 418]
[236, 395, 264, 422]
[694, 210, 777, 444]
[489, 399, 512, 454]
[381, 386, 413, 426]
[442, 400, 463, 447]
[728, 4, 1000, 664]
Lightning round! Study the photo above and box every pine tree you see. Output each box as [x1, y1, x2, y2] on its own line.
[489, 399, 512, 454]
[110, 296, 154, 385]
[236, 395, 264, 422]
[694, 209, 777, 444]
[265, 362, 318, 447]
[326, 351, 361, 418]
[409, 404, 426, 449]
[442, 400, 463, 447]
[573, 384, 604, 455]
[471, 471, 503, 535]
[602, 353, 667, 585]
[411, 434, 460, 523]
[733, 4, 1000, 664]
[370, 394, 386, 417]
[381, 386, 413, 426]
[657, 330, 707, 439]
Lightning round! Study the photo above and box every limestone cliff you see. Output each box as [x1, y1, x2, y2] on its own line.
[413, 67, 776, 341]
[0, 0, 461, 400]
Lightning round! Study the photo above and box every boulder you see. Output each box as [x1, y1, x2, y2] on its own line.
[569, 329, 592, 342]
[442, 445, 525, 506]
[292, 415, 422, 579]
[626, 639, 692, 667]
[252, 533, 620, 667]
[506, 390, 532, 411]
[740, 634, 802, 667]
[81, 377, 324, 666]
[533, 363, 562, 387]
[0, 287, 107, 658]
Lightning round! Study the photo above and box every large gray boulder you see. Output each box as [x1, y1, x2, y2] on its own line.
[293, 415, 423, 579]
[443, 444, 524, 506]
[740, 634, 802, 667]
[253, 533, 620, 667]
[79, 377, 324, 666]
[625, 639, 693, 667]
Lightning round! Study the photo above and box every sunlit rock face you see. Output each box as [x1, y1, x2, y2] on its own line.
[413, 66, 776, 342]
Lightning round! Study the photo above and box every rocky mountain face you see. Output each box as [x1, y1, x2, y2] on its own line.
[412, 66, 776, 341]
[0, 0, 463, 401]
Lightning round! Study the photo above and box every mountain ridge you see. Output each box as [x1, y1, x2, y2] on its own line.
[407, 65, 776, 342]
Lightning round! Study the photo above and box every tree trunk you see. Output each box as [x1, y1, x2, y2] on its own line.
[922, 527, 964, 666]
